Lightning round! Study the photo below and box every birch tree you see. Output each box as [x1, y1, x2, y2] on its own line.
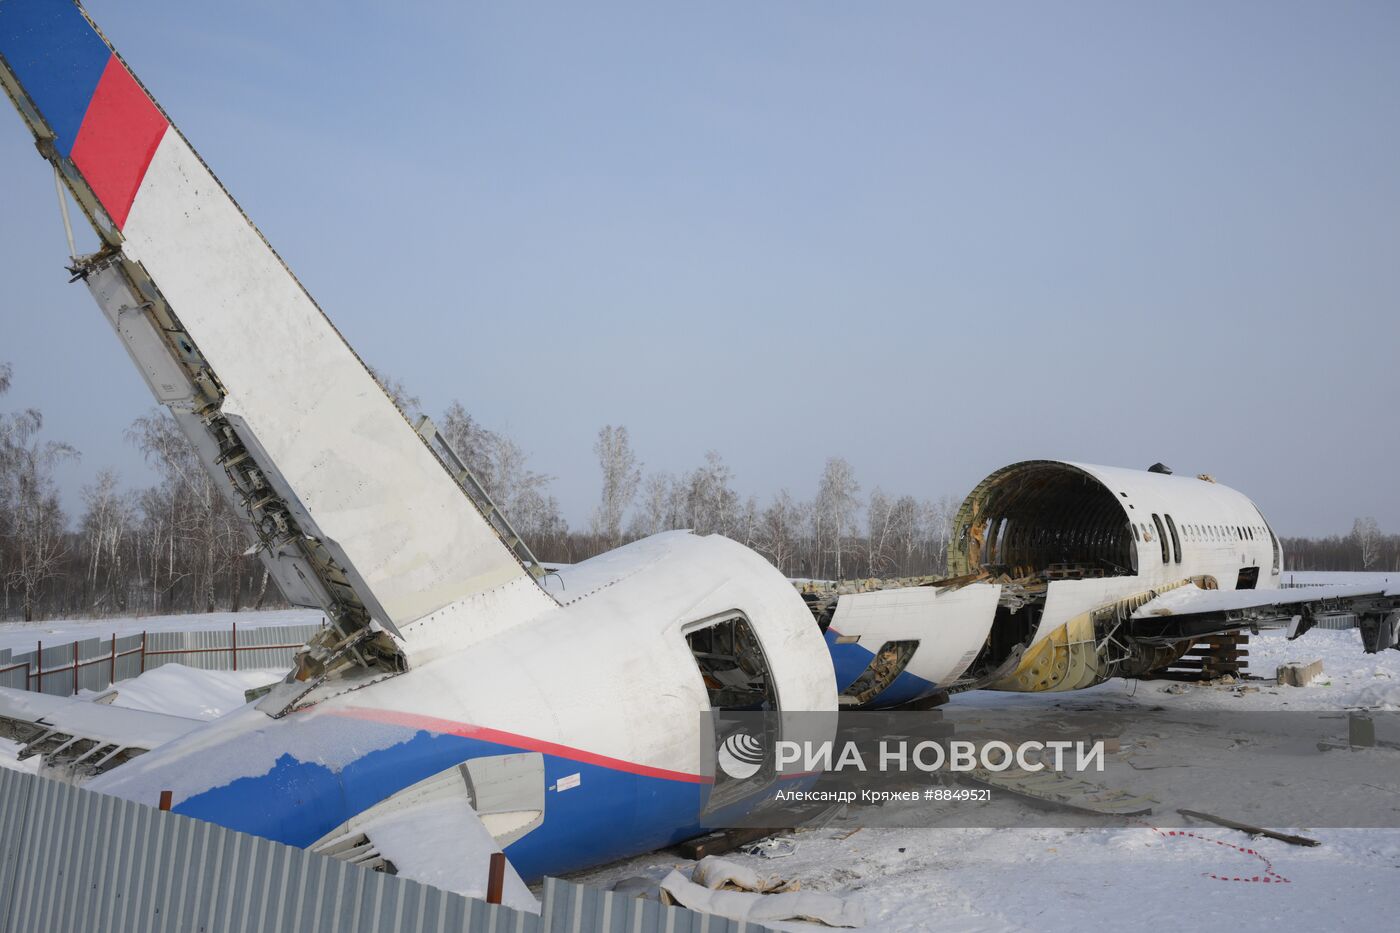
[440, 400, 567, 549]
[1352, 516, 1382, 570]
[815, 457, 860, 579]
[80, 469, 134, 613]
[685, 451, 739, 537]
[866, 488, 897, 577]
[628, 472, 677, 538]
[757, 489, 805, 576]
[591, 425, 641, 545]
[0, 406, 77, 621]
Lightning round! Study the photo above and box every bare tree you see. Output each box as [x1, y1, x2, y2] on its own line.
[441, 401, 496, 484]
[628, 472, 677, 538]
[368, 365, 421, 417]
[79, 469, 134, 613]
[685, 451, 739, 537]
[921, 494, 959, 575]
[890, 494, 922, 574]
[815, 457, 860, 579]
[756, 489, 805, 576]
[591, 425, 641, 546]
[866, 488, 897, 577]
[128, 412, 240, 613]
[1352, 516, 1383, 570]
[0, 407, 77, 621]
[439, 400, 567, 551]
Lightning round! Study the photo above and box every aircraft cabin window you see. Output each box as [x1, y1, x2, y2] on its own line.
[1164, 514, 1183, 563]
[1151, 514, 1169, 564]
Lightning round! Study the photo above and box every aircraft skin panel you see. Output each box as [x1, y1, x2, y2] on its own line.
[828, 584, 1000, 691]
[0, 1, 545, 634]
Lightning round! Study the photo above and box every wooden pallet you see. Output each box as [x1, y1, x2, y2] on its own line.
[1151, 633, 1250, 681]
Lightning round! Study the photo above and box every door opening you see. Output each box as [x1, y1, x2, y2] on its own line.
[686, 614, 779, 810]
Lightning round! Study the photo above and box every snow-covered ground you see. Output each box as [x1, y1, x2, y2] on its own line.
[2, 627, 1396, 929]
[571, 628, 1400, 931]
[0, 607, 324, 652]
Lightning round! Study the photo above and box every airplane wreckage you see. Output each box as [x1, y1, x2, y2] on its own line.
[1, 0, 1397, 904]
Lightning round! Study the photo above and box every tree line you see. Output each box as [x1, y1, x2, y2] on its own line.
[1, 362, 1394, 621]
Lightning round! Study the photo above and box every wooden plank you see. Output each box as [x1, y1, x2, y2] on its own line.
[1177, 809, 1320, 847]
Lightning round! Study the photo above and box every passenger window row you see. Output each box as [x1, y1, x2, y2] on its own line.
[1130, 516, 1273, 563]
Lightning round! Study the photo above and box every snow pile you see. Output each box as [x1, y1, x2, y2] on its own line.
[0, 664, 283, 775]
[93, 663, 284, 720]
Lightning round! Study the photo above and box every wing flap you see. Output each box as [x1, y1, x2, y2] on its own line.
[309, 753, 541, 911]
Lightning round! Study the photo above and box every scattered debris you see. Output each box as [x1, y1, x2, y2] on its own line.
[1176, 809, 1320, 847]
[692, 856, 795, 893]
[660, 857, 864, 928]
[963, 767, 1156, 816]
[672, 826, 776, 860]
[740, 837, 797, 859]
[1317, 712, 1400, 752]
[1277, 659, 1324, 687]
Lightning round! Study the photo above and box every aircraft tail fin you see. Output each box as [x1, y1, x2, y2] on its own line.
[0, 1, 553, 655]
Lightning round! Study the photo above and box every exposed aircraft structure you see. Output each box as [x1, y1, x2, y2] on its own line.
[1, 0, 1397, 903]
[0, 0, 838, 901]
[808, 460, 1400, 708]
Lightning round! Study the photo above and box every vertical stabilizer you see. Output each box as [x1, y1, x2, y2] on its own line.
[0, 1, 554, 673]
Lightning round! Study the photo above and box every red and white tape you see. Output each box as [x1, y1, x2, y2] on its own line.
[1142, 824, 1292, 884]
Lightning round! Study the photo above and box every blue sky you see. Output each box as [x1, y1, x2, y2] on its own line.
[1, 0, 1397, 535]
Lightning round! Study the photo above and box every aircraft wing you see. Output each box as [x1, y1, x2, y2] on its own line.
[1129, 583, 1400, 651]
[0, 686, 203, 777]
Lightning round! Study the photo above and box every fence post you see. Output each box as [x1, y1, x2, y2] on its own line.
[140, 632, 147, 674]
[231, 622, 238, 672]
[72, 640, 79, 696]
[110, 633, 117, 688]
[36, 641, 42, 693]
[486, 852, 506, 905]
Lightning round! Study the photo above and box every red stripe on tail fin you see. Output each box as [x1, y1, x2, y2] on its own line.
[70, 55, 167, 229]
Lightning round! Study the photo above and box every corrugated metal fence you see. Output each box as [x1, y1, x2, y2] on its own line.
[0, 768, 773, 933]
[0, 623, 324, 695]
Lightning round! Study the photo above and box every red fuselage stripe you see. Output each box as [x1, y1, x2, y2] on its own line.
[328, 706, 713, 784]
